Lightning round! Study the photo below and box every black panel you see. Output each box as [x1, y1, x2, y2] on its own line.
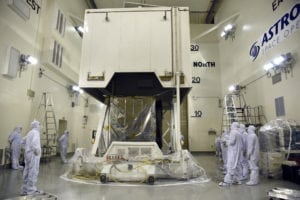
[107, 73, 164, 96]
[155, 100, 163, 149]
[83, 72, 191, 105]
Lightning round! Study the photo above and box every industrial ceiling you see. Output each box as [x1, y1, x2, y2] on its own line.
[86, 0, 223, 24]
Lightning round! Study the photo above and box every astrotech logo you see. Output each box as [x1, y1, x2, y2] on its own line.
[249, 42, 260, 61]
[250, 3, 300, 61]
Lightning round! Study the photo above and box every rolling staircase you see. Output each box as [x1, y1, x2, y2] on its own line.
[221, 92, 267, 133]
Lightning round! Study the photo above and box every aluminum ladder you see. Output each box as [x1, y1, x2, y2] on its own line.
[222, 93, 248, 132]
[36, 92, 58, 160]
[224, 94, 238, 129]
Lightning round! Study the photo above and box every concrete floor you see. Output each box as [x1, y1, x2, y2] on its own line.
[0, 153, 299, 200]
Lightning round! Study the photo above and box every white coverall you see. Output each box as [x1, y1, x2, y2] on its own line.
[220, 130, 229, 170]
[22, 120, 42, 195]
[246, 125, 260, 185]
[59, 130, 69, 163]
[219, 122, 242, 186]
[239, 124, 249, 180]
[8, 126, 23, 170]
[215, 135, 222, 158]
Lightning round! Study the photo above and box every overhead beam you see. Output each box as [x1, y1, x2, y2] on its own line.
[205, 0, 221, 24]
[85, 0, 97, 9]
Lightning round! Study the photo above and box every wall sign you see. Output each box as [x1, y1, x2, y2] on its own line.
[250, 3, 300, 61]
[26, 0, 41, 14]
[193, 61, 216, 67]
[191, 110, 202, 118]
[190, 44, 199, 51]
[272, 0, 284, 11]
[192, 76, 201, 84]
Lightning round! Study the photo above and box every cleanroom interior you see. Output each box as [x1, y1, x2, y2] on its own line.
[0, 0, 300, 199]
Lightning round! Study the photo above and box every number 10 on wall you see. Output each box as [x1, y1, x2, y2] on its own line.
[191, 110, 202, 118]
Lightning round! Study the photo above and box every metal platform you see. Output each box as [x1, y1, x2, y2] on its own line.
[268, 187, 300, 200]
[4, 193, 57, 200]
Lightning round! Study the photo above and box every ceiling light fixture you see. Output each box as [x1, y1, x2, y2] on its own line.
[228, 84, 245, 93]
[19, 54, 38, 77]
[75, 26, 84, 37]
[220, 23, 236, 40]
[264, 53, 295, 78]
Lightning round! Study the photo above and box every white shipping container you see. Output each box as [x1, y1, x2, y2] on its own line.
[79, 7, 191, 101]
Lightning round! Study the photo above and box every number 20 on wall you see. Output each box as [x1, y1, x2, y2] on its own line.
[192, 76, 200, 83]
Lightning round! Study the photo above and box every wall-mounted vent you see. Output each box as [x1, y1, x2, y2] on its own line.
[52, 40, 63, 68]
[2, 46, 20, 78]
[272, 72, 282, 85]
[275, 96, 285, 117]
[7, 0, 30, 20]
[55, 9, 66, 36]
[41, 37, 78, 82]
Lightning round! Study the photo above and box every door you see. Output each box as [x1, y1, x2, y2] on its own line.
[57, 119, 67, 155]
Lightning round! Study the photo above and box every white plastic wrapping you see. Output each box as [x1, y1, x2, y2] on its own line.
[62, 97, 209, 185]
[108, 98, 156, 143]
[62, 148, 209, 184]
[258, 119, 300, 178]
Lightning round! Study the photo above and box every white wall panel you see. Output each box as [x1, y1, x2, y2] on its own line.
[188, 41, 222, 152]
[217, 0, 300, 122]
[0, 0, 102, 165]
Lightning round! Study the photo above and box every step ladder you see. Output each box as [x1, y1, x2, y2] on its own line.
[221, 108, 230, 133]
[221, 93, 248, 133]
[35, 92, 58, 161]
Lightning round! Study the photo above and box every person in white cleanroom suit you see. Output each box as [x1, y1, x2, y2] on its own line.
[8, 126, 24, 170]
[22, 120, 43, 195]
[59, 130, 70, 163]
[235, 124, 245, 182]
[215, 135, 221, 158]
[239, 124, 249, 181]
[246, 125, 260, 186]
[219, 122, 242, 186]
[220, 130, 229, 172]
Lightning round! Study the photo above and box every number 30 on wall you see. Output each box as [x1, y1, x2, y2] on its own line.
[190, 44, 199, 51]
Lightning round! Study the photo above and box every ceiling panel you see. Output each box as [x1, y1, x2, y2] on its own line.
[94, 0, 211, 11]
[94, 0, 216, 24]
